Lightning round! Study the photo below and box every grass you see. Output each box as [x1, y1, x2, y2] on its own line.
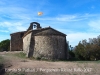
[5, 71, 46, 75]
[0, 55, 5, 64]
[5, 72, 25, 75]
[0, 56, 4, 68]
[14, 52, 26, 59]
[0, 52, 100, 75]
[1, 52, 26, 59]
[0, 55, 5, 75]
[29, 57, 100, 63]
[73, 60, 100, 63]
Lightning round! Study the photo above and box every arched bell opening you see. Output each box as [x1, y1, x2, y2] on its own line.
[27, 22, 42, 31]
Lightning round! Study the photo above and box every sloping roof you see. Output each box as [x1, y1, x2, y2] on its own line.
[23, 27, 66, 38]
[10, 31, 26, 36]
[34, 27, 66, 36]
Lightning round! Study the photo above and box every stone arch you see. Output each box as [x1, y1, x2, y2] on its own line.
[27, 22, 41, 31]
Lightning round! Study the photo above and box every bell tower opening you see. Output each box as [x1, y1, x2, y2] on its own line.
[33, 24, 37, 29]
[27, 22, 42, 31]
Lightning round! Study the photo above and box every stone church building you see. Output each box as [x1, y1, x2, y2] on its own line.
[10, 22, 68, 60]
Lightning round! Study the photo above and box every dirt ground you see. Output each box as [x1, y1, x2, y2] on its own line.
[0, 51, 100, 75]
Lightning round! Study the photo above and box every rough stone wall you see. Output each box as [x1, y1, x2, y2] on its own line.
[23, 32, 32, 57]
[10, 32, 24, 51]
[33, 35, 67, 60]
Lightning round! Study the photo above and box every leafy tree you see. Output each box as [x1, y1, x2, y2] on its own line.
[69, 50, 75, 57]
[0, 39, 10, 51]
[74, 42, 85, 60]
[74, 36, 100, 60]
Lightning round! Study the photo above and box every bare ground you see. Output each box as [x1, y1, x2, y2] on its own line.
[0, 51, 100, 75]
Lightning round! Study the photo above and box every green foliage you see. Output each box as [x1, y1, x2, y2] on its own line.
[69, 50, 75, 57]
[74, 36, 100, 60]
[0, 39, 10, 52]
[69, 50, 75, 60]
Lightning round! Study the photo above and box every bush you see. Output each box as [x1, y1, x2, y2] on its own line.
[0, 39, 10, 52]
[36, 57, 41, 60]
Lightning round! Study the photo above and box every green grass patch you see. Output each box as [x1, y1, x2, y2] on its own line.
[5, 72, 25, 75]
[14, 52, 26, 59]
[0, 56, 5, 64]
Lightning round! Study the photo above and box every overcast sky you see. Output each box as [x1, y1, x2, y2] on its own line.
[0, 0, 100, 47]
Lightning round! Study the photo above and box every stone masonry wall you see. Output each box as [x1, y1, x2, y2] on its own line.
[23, 32, 32, 57]
[10, 32, 24, 51]
[33, 35, 66, 60]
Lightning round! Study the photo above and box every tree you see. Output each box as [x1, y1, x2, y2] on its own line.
[74, 36, 100, 60]
[0, 39, 10, 51]
[74, 41, 85, 60]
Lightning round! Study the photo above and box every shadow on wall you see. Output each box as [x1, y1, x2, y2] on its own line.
[28, 36, 35, 58]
